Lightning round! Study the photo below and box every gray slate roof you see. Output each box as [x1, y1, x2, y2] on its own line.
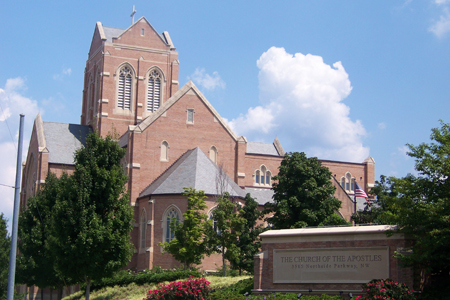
[247, 141, 280, 156]
[140, 147, 246, 198]
[103, 26, 168, 45]
[244, 187, 274, 205]
[103, 26, 125, 43]
[43, 122, 91, 165]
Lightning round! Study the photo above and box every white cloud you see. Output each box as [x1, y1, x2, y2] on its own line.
[229, 47, 369, 162]
[189, 68, 226, 91]
[397, 145, 411, 159]
[53, 67, 72, 81]
[0, 78, 40, 233]
[430, 3, 450, 37]
[378, 122, 387, 130]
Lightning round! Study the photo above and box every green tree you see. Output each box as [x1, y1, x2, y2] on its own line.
[49, 132, 134, 300]
[265, 152, 342, 229]
[0, 213, 10, 300]
[230, 193, 265, 275]
[208, 193, 246, 277]
[351, 175, 396, 225]
[160, 187, 211, 270]
[381, 121, 450, 289]
[17, 173, 70, 300]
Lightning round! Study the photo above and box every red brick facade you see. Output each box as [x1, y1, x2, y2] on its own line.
[20, 17, 376, 274]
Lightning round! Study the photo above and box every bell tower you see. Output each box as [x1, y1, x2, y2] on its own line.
[81, 17, 179, 137]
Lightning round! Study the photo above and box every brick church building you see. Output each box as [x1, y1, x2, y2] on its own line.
[21, 17, 375, 272]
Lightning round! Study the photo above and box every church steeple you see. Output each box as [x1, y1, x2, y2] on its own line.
[81, 18, 179, 137]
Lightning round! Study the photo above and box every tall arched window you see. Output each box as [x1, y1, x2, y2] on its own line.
[140, 210, 147, 249]
[160, 141, 169, 162]
[254, 165, 272, 187]
[346, 172, 352, 191]
[164, 207, 180, 243]
[209, 146, 218, 164]
[147, 69, 162, 112]
[118, 66, 132, 110]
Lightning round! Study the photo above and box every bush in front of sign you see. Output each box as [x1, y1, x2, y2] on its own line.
[356, 278, 416, 300]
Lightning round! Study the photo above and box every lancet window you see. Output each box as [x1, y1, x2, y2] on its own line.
[147, 69, 162, 112]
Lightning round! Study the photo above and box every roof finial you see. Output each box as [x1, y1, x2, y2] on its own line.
[130, 5, 136, 24]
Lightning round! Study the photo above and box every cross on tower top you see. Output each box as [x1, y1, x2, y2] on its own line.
[130, 5, 136, 24]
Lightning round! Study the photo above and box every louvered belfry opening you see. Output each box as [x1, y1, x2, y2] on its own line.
[147, 69, 161, 112]
[118, 66, 132, 110]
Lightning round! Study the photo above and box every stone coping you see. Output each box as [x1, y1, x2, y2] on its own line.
[260, 225, 400, 243]
[261, 225, 396, 237]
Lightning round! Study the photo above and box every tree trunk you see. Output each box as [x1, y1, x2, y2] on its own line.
[41, 288, 44, 300]
[222, 250, 226, 277]
[85, 277, 91, 300]
[57, 287, 63, 300]
[50, 288, 53, 300]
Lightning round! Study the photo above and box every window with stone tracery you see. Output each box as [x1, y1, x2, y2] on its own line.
[164, 207, 180, 243]
[340, 172, 355, 193]
[254, 165, 272, 187]
[147, 69, 162, 112]
[117, 66, 132, 110]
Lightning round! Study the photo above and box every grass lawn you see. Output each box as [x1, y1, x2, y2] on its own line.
[62, 276, 252, 300]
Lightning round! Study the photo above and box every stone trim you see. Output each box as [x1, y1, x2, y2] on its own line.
[260, 226, 400, 243]
[273, 137, 285, 156]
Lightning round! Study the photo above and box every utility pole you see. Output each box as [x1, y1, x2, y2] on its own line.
[6, 114, 24, 300]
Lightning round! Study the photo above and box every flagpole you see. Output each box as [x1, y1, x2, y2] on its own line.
[6, 114, 24, 300]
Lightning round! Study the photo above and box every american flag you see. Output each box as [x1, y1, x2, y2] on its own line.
[355, 182, 369, 201]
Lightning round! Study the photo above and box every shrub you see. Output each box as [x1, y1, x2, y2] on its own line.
[145, 276, 211, 300]
[356, 278, 416, 300]
[84, 268, 201, 292]
[210, 277, 253, 300]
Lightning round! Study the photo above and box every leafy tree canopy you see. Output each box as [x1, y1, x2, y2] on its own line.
[17, 173, 71, 299]
[230, 193, 265, 274]
[49, 132, 134, 300]
[381, 121, 450, 284]
[351, 175, 397, 225]
[160, 187, 211, 270]
[207, 193, 246, 277]
[265, 152, 342, 229]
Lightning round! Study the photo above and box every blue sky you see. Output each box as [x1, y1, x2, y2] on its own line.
[1, 1, 449, 230]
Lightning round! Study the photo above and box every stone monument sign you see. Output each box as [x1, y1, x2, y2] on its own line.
[254, 225, 413, 296]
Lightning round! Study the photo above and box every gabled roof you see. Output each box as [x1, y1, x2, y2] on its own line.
[103, 26, 125, 43]
[130, 81, 238, 141]
[115, 17, 172, 47]
[140, 147, 246, 198]
[42, 122, 91, 165]
[96, 17, 173, 48]
[244, 187, 274, 205]
[247, 141, 280, 156]
[246, 137, 285, 156]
